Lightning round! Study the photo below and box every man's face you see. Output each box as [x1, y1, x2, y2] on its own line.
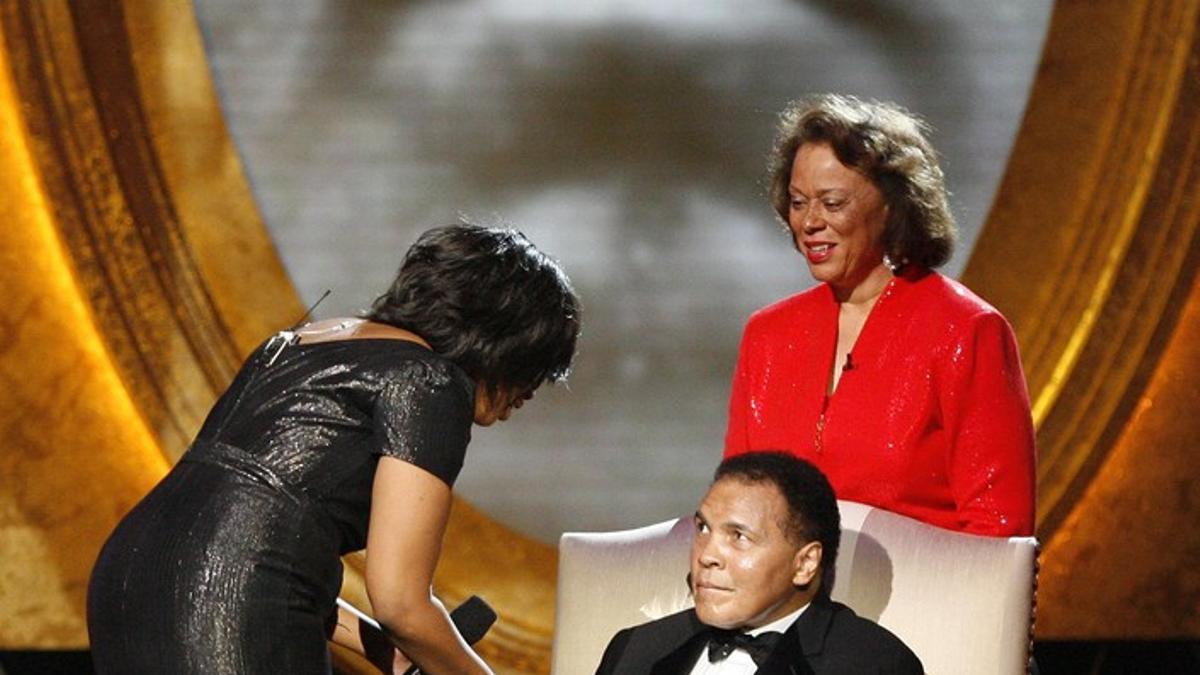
[689, 477, 820, 630]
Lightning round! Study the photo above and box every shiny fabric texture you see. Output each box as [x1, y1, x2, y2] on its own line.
[88, 336, 474, 674]
[724, 269, 1036, 536]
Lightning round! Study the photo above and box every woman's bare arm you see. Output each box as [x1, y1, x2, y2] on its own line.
[364, 457, 492, 674]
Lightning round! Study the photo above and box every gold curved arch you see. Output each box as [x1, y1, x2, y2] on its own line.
[962, 0, 1200, 539]
[0, 2, 555, 669]
[0, 0, 1196, 668]
[961, 0, 1200, 638]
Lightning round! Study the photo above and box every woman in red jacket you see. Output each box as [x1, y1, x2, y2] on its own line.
[725, 94, 1036, 536]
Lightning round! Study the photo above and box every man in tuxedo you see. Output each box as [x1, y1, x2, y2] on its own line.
[595, 452, 922, 674]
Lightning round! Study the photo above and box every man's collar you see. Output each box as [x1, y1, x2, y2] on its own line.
[693, 595, 837, 675]
[747, 603, 809, 637]
[648, 602, 826, 675]
[761, 595, 837, 670]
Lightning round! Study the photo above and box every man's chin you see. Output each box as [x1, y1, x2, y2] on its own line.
[694, 604, 742, 631]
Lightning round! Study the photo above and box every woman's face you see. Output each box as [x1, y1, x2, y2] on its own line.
[787, 143, 890, 294]
[473, 383, 535, 426]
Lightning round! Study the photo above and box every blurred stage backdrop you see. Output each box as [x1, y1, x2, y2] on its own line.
[0, 1, 1197, 673]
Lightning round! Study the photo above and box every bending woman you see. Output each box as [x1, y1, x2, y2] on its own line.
[88, 224, 581, 673]
[724, 94, 1035, 536]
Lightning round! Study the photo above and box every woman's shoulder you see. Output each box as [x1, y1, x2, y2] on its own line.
[746, 283, 831, 327]
[352, 344, 475, 422]
[263, 329, 473, 394]
[901, 271, 1020, 353]
[366, 343, 473, 393]
[905, 270, 1006, 321]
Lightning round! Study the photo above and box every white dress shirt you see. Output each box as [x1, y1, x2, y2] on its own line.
[686, 604, 809, 675]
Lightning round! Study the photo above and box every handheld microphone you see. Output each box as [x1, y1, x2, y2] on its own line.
[447, 595, 498, 646]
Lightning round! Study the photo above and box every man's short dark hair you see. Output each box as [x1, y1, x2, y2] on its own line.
[364, 223, 581, 393]
[714, 452, 841, 594]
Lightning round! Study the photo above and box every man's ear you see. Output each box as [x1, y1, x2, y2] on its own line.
[792, 541, 822, 587]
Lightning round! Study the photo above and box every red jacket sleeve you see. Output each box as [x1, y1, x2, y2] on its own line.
[939, 311, 1037, 536]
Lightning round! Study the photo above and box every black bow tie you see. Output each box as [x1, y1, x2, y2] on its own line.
[706, 629, 782, 667]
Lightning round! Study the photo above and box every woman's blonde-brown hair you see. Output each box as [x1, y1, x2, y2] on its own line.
[768, 93, 957, 269]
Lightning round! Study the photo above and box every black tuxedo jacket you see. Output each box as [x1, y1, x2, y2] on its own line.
[594, 597, 923, 675]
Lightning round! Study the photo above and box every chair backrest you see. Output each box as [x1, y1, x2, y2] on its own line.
[552, 500, 1036, 675]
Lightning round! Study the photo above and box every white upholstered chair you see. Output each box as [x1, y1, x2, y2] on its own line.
[552, 500, 1037, 675]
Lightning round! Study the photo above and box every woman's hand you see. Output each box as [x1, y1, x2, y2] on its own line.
[360, 612, 413, 674]
[329, 603, 414, 674]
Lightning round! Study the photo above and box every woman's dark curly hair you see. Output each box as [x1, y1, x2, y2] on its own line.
[768, 93, 957, 269]
[364, 224, 581, 393]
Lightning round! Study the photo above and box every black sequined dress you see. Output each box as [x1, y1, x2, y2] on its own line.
[87, 335, 474, 674]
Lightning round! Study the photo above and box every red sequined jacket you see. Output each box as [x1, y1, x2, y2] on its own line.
[724, 268, 1036, 536]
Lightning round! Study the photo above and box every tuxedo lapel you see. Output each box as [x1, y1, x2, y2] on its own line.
[648, 636, 707, 675]
[647, 611, 708, 675]
[630, 601, 839, 675]
[753, 598, 835, 675]
[790, 597, 835, 658]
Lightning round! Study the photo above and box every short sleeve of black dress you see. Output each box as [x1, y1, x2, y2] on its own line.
[372, 357, 474, 487]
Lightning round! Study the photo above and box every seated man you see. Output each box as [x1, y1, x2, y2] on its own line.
[595, 452, 922, 674]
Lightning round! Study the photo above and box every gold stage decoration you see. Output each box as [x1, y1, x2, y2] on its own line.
[0, 0, 1196, 670]
[961, 0, 1200, 638]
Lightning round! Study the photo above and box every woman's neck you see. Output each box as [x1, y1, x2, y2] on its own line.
[830, 262, 893, 308]
[296, 318, 431, 349]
